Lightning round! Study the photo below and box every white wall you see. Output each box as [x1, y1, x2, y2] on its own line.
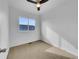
[41, 0, 77, 56]
[0, 0, 9, 49]
[42, 0, 78, 49]
[0, 0, 9, 59]
[9, 7, 40, 47]
[41, 21, 77, 56]
[41, 21, 59, 47]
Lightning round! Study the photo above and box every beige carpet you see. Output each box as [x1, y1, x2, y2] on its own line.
[7, 41, 75, 59]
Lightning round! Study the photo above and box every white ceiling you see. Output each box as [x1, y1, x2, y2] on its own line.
[8, 0, 65, 14]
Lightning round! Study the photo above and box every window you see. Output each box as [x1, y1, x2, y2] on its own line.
[29, 19, 35, 30]
[19, 17, 28, 31]
[19, 17, 35, 31]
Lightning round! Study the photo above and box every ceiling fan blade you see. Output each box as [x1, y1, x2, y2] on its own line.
[27, 0, 37, 4]
[40, 0, 48, 4]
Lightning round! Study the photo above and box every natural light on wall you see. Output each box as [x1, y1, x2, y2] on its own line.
[19, 17, 36, 31]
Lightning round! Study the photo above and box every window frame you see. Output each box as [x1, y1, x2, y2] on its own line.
[18, 17, 36, 32]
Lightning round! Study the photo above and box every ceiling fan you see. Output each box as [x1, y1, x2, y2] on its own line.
[27, 0, 48, 11]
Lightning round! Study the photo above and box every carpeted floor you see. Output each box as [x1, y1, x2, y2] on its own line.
[7, 40, 74, 59]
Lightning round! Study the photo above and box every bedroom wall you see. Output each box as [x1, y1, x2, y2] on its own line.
[41, 21, 77, 56]
[0, 0, 9, 59]
[0, 0, 9, 49]
[41, 0, 78, 56]
[9, 7, 40, 47]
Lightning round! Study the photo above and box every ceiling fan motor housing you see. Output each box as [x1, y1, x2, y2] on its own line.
[27, 0, 48, 11]
[37, 7, 40, 11]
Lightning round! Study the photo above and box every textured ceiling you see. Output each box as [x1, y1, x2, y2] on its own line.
[8, 0, 65, 14]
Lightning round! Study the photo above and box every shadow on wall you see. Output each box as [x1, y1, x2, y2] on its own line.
[41, 21, 78, 56]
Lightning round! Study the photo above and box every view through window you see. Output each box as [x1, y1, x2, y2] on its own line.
[19, 17, 35, 31]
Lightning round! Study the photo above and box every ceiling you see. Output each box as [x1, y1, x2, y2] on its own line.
[8, 0, 66, 14]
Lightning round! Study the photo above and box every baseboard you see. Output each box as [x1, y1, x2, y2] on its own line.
[9, 39, 40, 48]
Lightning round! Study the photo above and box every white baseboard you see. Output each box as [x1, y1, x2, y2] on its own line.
[9, 39, 40, 48]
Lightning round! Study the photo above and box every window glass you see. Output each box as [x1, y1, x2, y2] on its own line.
[29, 19, 35, 30]
[19, 17, 28, 31]
[19, 17, 36, 31]
[19, 17, 28, 25]
[29, 19, 35, 26]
